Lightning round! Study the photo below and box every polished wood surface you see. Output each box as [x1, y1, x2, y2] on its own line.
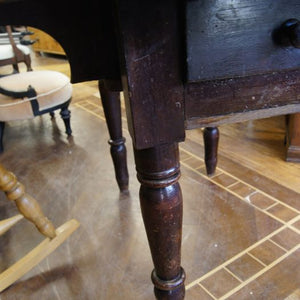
[0, 163, 56, 239]
[0, 1, 300, 298]
[99, 80, 129, 192]
[203, 127, 219, 176]
[0, 54, 298, 299]
[186, 0, 300, 81]
[28, 27, 65, 56]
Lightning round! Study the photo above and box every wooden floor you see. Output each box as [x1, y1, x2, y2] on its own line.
[0, 51, 299, 300]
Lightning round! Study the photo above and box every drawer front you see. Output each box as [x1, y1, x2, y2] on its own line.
[186, 0, 300, 82]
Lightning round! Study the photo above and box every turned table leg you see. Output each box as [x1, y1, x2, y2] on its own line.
[98, 80, 129, 192]
[203, 127, 219, 176]
[134, 143, 185, 299]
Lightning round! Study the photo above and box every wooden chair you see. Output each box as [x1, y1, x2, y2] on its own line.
[0, 25, 32, 74]
[0, 69, 73, 152]
[0, 163, 79, 292]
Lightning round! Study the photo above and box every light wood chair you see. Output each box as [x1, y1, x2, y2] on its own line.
[0, 163, 79, 292]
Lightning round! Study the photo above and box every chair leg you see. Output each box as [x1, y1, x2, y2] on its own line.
[0, 122, 5, 153]
[98, 80, 129, 192]
[12, 64, 19, 73]
[0, 164, 80, 292]
[24, 54, 33, 72]
[203, 127, 219, 176]
[60, 104, 72, 136]
[0, 163, 80, 292]
[0, 163, 56, 238]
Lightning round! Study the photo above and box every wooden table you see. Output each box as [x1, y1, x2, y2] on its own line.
[1, 1, 300, 299]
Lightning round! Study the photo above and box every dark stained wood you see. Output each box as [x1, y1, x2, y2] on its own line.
[0, 54, 298, 299]
[0, 0, 120, 83]
[203, 127, 219, 176]
[115, 0, 185, 149]
[185, 69, 300, 128]
[98, 80, 129, 192]
[186, 0, 300, 82]
[0, 1, 300, 299]
[134, 143, 185, 299]
[286, 113, 300, 162]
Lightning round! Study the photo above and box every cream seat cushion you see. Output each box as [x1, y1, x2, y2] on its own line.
[0, 44, 31, 59]
[0, 70, 72, 121]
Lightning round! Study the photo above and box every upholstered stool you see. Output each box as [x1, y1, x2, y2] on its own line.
[0, 70, 72, 152]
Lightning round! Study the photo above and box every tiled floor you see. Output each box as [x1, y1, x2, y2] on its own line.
[0, 53, 299, 299]
[76, 94, 300, 300]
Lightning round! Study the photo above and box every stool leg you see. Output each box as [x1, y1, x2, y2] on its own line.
[0, 122, 5, 153]
[24, 55, 33, 72]
[98, 80, 129, 192]
[203, 127, 219, 176]
[60, 103, 72, 136]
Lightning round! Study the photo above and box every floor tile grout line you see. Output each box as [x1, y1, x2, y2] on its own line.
[268, 238, 289, 253]
[181, 161, 286, 225]
[185, 216, 298, 290]
[264, 202, 279, 211]
[219, 243, 300, 300]
[224, 181, 240, 189]
[223, 266, 243, 283]
[198, 283, 218, 300]
[76, 102, 300, 215]
[76, 102, 300, 232]
[290, 223, 300, 234]
[179, 147, 300, 214]
[74, 102, 129, 134]
[246, 252, 267, 267]
[84, 99, 128, 122]
[74, 103, 105, 121]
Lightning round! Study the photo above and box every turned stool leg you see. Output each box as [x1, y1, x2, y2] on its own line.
[134, 143, 185, 299]
[98, 80, 129, 192]
[60, 102, 72, 136]
[203, 127, 219, 176]
[0, 164, 56, 238]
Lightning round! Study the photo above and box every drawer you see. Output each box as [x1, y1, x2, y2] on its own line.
[186, 0, 300, 82]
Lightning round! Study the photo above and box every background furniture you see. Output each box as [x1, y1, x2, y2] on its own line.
[0, 163, 79, 292]
[286, 113, 300, 161]
[0, 1, 300, 299]
[0, 25, 32, 74]
[27, 26, 65, 56]
[0, 70, 72, 152]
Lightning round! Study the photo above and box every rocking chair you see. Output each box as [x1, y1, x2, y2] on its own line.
[0, 163, 79, 292]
